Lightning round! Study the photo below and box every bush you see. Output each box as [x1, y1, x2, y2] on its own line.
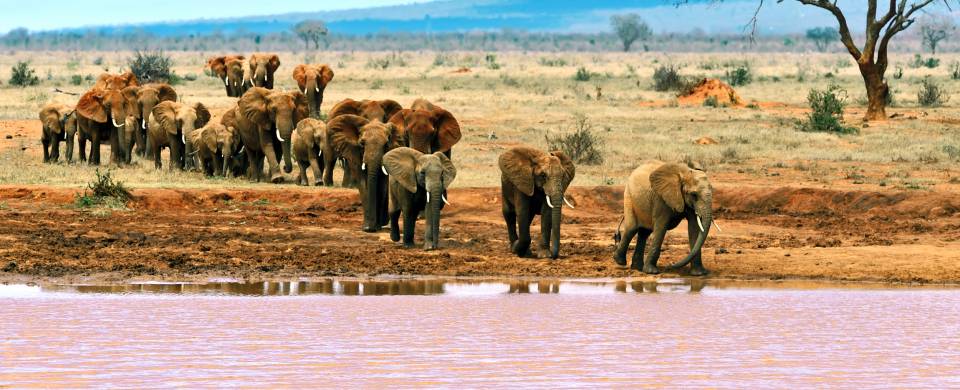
[951, 62, 960, 80]
[366, 52, 407, 70]
[724, 65, 752, 87]
[797, 85, 858, 135]
[917, 77, 949, 107]
[485, 54, 501, 70]
[9, 61, 40, 87]
[652, 65, 686, 92]
[128, 50, 175, 84]
[909, 54, 940, 69]
[70, 74, 83, 85]
[538, 57, 568, 67]
[545, 114, 604, 165]
[703, 96, 720, 108]
[74, 169, 132, 209]
[574, 66, 592, 82]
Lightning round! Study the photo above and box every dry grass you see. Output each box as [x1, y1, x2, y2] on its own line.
[1, 50, 959, 189]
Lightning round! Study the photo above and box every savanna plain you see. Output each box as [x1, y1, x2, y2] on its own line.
[1, 50, 959, 284]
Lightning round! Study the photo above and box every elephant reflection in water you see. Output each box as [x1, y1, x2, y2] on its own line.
[507, 280, 560, 294]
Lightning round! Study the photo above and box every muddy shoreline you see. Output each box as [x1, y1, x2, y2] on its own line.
[1, 185, 959, 285]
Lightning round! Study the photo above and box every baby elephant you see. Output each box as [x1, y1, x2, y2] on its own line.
[291, 118, 328, 186]
[39, 103, 78, 163]
[613, 160, 715, 276]
[382, 147, 457, 250]
[189, 123, 229, 177]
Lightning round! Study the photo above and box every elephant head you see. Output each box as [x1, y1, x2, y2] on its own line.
[388, 100, 461, 156]
[238, 87, 309, 182]
[499, 147, 576, 259]
[249, 53, 281, 89]
[77, 85, 140, 164]
[208, 55, 245, 95]
[650, 163, 714, 270]
[153, 101, 211, 169]
[293, 64, 334, 119]
[329, 98, 403, 123]
[190, 123, 227, 176]
[383, 147, 457, 250]
[225, 58, 250, 97]
[219, 121, 246, 178]
[329, 114, 401, 232]
[93, 72, 139, 91]
[121, 83, 177, 160]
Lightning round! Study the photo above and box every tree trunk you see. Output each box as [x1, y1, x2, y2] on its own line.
[860, 62, 888, 121]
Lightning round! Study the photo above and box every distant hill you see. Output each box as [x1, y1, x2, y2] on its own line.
[54, 1, 892, 37]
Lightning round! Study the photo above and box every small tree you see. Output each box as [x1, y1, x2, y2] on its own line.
[9, 61, 39, 87]
[128, 51, 174, 84]
[610, 14, 652, 52]
[805, 27, 838, 52]
[919, 14, 954, 55]
[293, 20, 329, 50]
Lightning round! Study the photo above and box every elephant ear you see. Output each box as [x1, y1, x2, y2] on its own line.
[291, 91, 310, 122]
[328, 98, 360, 119]
[119, 72, 139, 87]
[387, 109, 410, 130]
[156, 84, 178, 102]
[379, 99, 403, 122]
[238, 88, 270, 124]
[208, 57, 228, 78]
[431, 108, 461, 153]
[498, 148, 536, 197]
[292, 64, 308, 92]
[328, 114, 369, 167]
[93, 73, 111, 90]
[650, 163, 685, 213]
[550, 150, 576, 192]
[77, 90, 107, 123]
[435, 152, 457, 189]
[319, 65, 334, 86]
[267, 55, 281, 73]
[153, 102, 179, 136]
[383, 147, 423, 193]
[193, 102, 211, 128]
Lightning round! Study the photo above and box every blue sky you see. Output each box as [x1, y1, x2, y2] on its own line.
[1, 0, 419, 32]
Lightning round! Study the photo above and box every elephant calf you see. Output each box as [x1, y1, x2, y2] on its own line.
[499, 146, 576, 259]
[613, 160, 715, 276]
[39, 103, 78, 163]
[383, 147, 457, 250]
[189, 123, 230, 177]
[291, 118, 328, 186]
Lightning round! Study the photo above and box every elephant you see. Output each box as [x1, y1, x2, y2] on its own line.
[189, 122, 229, 177]
[291, 118, 329, 186]
[292, 64, 334, 119]
[121, 83, 177, 162]
[147, 101, 211, 171]
[388, 98, 461, 158]
[613, 161, 715, 276]
[39, 103, 78, 163]
[329, 114, 402, 232]
[382, 147, 457, 250]
[499, 146, 576, 259]
[328, 98, 402, 187]
[231, 87, 309, 183]
[249, 53, 281, 89]
[76, 73, 140, 165]
[207, 55, 246, 97]
[218, 110, 249, 178]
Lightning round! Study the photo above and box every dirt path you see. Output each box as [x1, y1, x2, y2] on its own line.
[1, 184, 958, 285]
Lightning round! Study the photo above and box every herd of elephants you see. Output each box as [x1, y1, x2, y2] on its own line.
[37, 53, 716, 276]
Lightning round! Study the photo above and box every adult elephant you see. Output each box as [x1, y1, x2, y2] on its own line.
[226, 57, 253, 98]
[499, 146, 576, 259]
[291, 118, 328, 186]
[292, 64, 334, 119]
[121, 83, 177, 162]
[383, 147, 457, 250]
[329, 114, 401, 232]
[147, 101, 211, 171]
[232, 87, 308, 183]
[328, 98, 402, 187]
[219, 110, 248, 178]
[249, 53, 281, 89]
[76, 75, 139, 165]
[207, 55, 245, 96]
[38, 103, 78, 163]
[388, 98, 461, 157]
[613, 161, 715, 276]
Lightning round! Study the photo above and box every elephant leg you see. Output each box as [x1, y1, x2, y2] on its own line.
[308, 153, 323, 186]
[153, 143, 162, 170]
[539, 203, 552, 254]
[78, 137, 87, 163]
[390, 206, 402, 243]
[322, 150, 335, 186]
[51, 138, 61, 162]
[260, 131, 283, 183]
[614, 224, 639, 267]
[502, 201, 518, 250]
[297, 160, 309, 186]
[687, 215, 708, 276]
[109, 127, 122, 166]
[214, 153, 224, 177]
[41, 135, 51, 163]
[513, 202, 534, 258]
[166, 134, 182, 171]
[642, 226, 667, 274]
[631, 229, 651, 271]
[402, 207, 417, 248]
[90, 136, 101, 165]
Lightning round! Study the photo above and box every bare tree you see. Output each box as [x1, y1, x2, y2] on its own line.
[293, 20, 329, 50]
[610, 14, 652, 52]
[918, 14, 954, 55]
[679, 1, 960, 121]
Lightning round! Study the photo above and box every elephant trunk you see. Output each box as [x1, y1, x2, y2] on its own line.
[306, 77, 321, 119]
[550, 189, 562, 259]
[425, 184, 442, 250]
[276, 117, 294, 174]
[667, 201, 713, 269]
[65, 130, 75, 163]
[362, 167, 380, 232]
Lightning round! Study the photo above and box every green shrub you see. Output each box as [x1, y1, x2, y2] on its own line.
[366, 52, 407, 70]
[797, 85, 858, 135]
[893, 66, 904, 79]
[652, 64, 686, 92]
[573, 66, 594, 82]
[724, 65, 752, 87]
[703, 96, 720, 108]
[9, 61, 40, 87]
[545, 114, 603, 165]
[70, 74, 83, 85]
[74, 169, 132, 209]
[128, 50, 176, 84]
[909, 54, 940, 69]
[951, 62, 960, 80]
[538, 57, 568, 67]
[917, 77, 949, 107]
[485, 54, 501, 70]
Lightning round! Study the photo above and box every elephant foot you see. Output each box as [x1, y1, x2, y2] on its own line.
[363, 225, 380, 233]
[390, 230, 400, 242]
[424, 244, 437, 251]
[314, 181, 323, 187]
[641, 264, 661, 275]
[402, 242, 415, 249]
[613, 253, 627, 267]
[270, 173, 285, 184]
[689, 266, 709, 277]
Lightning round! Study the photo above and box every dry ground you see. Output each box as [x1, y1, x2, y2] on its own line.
[0, 50, 958, 284]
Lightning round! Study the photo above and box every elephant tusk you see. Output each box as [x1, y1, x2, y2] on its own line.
[275, 129, 285, 142]
[426, 192, 430, 203]
[381, 166, 388, 176]
[142, 119, 146, 129]
[264, 74, 268, 82]
[181, 133, 186, 144]
[361, 162, 366, 171]
[112, 117, 124, 128]
[441, 193, 451, 206]
[225, 77, 229, 86]
[239, 146, 245, 154]
[712, 220, 723, 232]
[545, 196, 555, 209]
[315, 86, 320, 93]
[318, 149, 322, 157]
[301, 87, 306, 94]
[696, 215, 704, 232]
[563, 196, 575, 209]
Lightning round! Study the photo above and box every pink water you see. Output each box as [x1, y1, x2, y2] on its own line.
[1, 279, 959, 387]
